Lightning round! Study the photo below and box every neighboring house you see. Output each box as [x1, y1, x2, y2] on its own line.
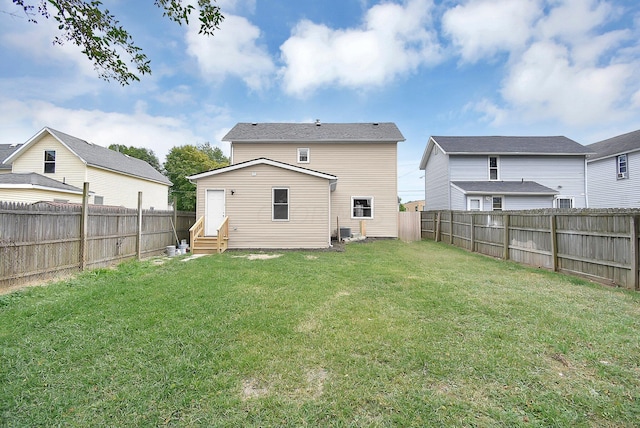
[585, 129, 640, 208]
[419, 136, 593, 211]
[404, 200, 424, 212]
[188, 122, 405, 250]
[0, 144, 21, 174]
[1, 127, 171, 209]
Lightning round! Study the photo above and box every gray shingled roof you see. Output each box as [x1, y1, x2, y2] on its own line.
[585, 129, 640, 161]
[222, 122, 405, 142]
[0, 144, 21, 170]
[0, 173, 83, 192]
[452, 181, 558, 195]
[432, 136, 592, 155]
[44, 128, 172, 185]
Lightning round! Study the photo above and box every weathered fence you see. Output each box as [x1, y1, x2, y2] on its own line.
[398, 211, 422, 242]
[421, 210, 640, 290]
[0, 199, 195, 291]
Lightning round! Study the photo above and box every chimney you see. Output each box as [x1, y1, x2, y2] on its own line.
[315, 119, 321, 126]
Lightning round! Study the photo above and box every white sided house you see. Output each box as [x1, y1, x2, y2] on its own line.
[419, 136, 593, 211]
[586, 129, 640, 208]
[187, 122, 405, 252]
[1, 127, 171, 209]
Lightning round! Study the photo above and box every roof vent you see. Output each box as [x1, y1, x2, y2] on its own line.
[315, 119, 321, 126]
[251, 122, 257, 126]
[373, 123, 379, 126]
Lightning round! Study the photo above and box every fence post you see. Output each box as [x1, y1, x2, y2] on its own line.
[449, 211, 454, 244]
[137, 192, 143, 260]
[435, 211, 441, 242]
[79, 182, 89, 271]
[503, 213, 510, 260]
[631, 216, 639, 291]
[550, 214, 558, 272]
[470, 213, 475, 252]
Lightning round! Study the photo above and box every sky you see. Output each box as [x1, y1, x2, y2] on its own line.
[1, 0, 639, 203]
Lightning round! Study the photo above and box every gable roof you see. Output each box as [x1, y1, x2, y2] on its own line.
[451, 180, 558, 195]
[585, 129, 640, 162]
[187, 158, 338, 189]
[222, 122, 405, 143]
[0, 172, 84, 194]
[420, 135, 593, 170]
[0, 144, 21, 170]
[431, 136, 591, 155]
[4, 127, 171, 186]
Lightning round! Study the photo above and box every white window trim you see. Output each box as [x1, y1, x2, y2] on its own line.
[272, 187, 289, 221]
[616, 154, 628, 179]
[44, 150, 56, 174]
[467, 197, 482, 211]
[297, 147, 310, 164]
[488, 156, 500, 181]
[554, 196, 574, 209]
[351, 196, 374, 219]
[491, 195, 503, 211]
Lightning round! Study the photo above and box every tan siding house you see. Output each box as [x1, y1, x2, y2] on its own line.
[2, 127, 171, 209]
[188, 122, 404, 250]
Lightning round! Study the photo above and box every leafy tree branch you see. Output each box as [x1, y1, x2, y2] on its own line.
[11, 0, 223, 85]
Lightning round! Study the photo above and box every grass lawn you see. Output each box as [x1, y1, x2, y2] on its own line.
[1, 239, 639, 427]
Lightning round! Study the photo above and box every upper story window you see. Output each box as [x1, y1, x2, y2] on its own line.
[297, 148, 309, 163]
[617, 154, 628, 179]
[273, 188, 289, 221]
[44, 150, 56, 173]
[352, 197, 373, 219]
[488, 156, 499, 180]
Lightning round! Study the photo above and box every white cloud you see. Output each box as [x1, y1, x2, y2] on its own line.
[501, 41, 634, 125]
[0, 10, 97, 79]
[442, 0, 542, 63]
[279, 0, 441, 97]
[452, 0, 640, 127]
[185, 14, 275, 90]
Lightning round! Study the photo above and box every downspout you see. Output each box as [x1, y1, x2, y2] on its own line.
[328, 181, 332, 247]
[584, 157, 589, 208]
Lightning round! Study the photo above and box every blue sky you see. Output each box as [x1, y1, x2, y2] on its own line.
[1, 0, 639, 203]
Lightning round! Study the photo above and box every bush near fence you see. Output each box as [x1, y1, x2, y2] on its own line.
[421, 209, 640, 290]
[0, 201, 195, 291]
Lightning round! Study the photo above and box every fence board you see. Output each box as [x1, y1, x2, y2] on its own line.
[398, 212, 421, 242]
[0, 200, 195, 291]
[421, 209, 640, 290]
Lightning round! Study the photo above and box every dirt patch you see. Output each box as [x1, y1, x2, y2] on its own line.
[232, 254, 283, 261]
[241, 378, 269, 400]
[304, 368, 328, 399]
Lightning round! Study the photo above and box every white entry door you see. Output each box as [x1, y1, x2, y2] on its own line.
[205, 189, 225, 236]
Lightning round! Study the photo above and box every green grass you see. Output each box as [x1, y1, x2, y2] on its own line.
[1, 240, 639, 427]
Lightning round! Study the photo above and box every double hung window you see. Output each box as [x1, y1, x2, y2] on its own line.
[273, 188, 289, 221]
[44, 150, 56, 173]
[352, 197, 373, 219]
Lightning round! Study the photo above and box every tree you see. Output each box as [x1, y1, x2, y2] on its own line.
[108, 144, 162, 172]
[11, 0, 223, 85]
[164, 143, 228, 211]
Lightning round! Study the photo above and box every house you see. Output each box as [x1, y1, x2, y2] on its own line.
[187, 122, 405, 251]
[0, 144, 21, 174]
[419, 136, 593, 211]
[404, 200, 425, 212]
[585, 129, 640, 208]
[1, 127, 171, 209]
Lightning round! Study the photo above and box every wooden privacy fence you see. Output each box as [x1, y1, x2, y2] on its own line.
[398, 211, 422, 242]
[0, 197, 195, 291]
[421, 210, 640, 290]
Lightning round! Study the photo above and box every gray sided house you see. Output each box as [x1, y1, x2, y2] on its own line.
[419, 136, 593, 211]
[188, 122, 405, 251]
[586, 129, 640, 208]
